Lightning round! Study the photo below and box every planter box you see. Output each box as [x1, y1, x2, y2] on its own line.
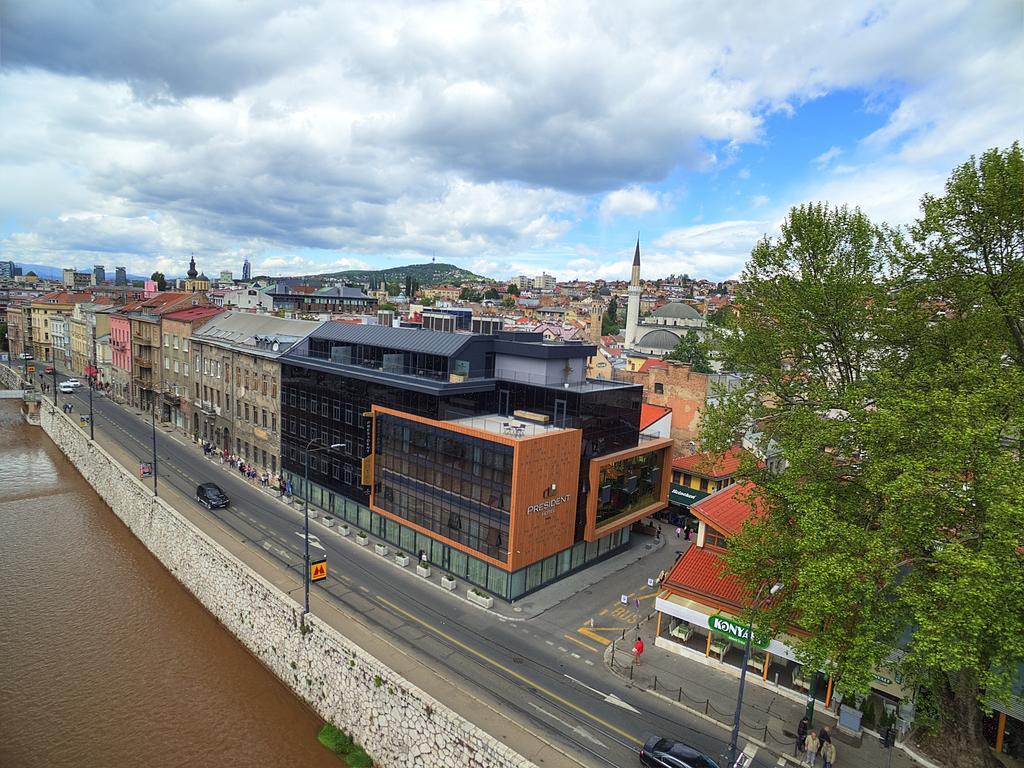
[416, 564, 431, 578]
[337, 525, 350, 537]
[467, 589, 494, 609]
[355, 533, 369, 546]
[441, 575, 457, 591]
[838, 704, 865, 736]
[322, 516, 335, 528]
[308, 510, 318, 519]
[395, 553, 410, 567]
[374, 543, 389, 557]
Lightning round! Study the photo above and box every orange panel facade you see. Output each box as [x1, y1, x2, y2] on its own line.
[507, 427, 581, 571]
[369, 405, 581, 572]
[585, 437, 673, 541]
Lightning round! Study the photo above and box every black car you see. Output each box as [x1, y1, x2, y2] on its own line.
[640, 736, 721, 768]
[196, 483, 230, 509]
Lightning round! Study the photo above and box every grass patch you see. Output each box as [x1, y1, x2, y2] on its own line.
[317, 723, 373, 766]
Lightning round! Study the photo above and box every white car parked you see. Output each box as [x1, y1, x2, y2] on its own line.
[58, 381, 76, 394]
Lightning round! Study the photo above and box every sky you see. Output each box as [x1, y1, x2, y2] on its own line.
[1, 1, 1021, 283]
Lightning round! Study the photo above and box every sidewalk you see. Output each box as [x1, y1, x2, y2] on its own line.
[604, 614, 929, 768]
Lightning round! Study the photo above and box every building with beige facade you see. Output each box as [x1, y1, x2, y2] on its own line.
[121, 292, 208, 411]
[191, 312, 322, 476]
[160, 305, 224, 431]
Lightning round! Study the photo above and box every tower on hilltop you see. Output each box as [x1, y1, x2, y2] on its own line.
[625, 237, 641, 347]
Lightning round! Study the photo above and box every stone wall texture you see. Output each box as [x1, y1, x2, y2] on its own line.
[38, 401, 536, 768]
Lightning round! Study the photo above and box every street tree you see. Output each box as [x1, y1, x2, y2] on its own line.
[663, 330, 713, 373]
[702, 187, 1023, 768]
[150, 271, 166, 291]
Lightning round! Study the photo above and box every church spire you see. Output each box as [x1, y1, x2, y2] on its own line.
[187, 252, 198, 279]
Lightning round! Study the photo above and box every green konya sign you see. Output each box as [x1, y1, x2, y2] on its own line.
[707, 614, 770, 648]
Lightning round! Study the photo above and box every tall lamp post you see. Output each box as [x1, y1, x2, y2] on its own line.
[303, 439, 345, 622]
[150, 397, 158, 496]
[728, 581, 783, 768]
[88, 322, 96, 440]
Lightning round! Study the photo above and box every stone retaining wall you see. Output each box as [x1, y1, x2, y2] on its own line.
[39, 402, 535, 768]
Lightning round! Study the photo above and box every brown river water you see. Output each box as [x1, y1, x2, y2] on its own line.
[0, 401, 342, 767]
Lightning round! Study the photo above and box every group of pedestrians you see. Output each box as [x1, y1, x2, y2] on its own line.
[796, 719, 837, 767]
[200, 441, 283, 492]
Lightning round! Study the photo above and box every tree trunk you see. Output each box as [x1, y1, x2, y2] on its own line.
[919, 669, 999, 768]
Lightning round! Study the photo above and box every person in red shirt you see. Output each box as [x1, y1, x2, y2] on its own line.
[633, 638, 645, 664]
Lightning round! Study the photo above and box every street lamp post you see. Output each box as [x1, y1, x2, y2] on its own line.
[88, 323, 96, 440]
[303, 439, 345, 622]
[151, 398, 158, 496]
[728, 582, 783, 768]
[52, 363, 58, 406]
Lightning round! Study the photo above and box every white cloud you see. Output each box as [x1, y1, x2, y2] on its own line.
[599, 186, 662, 218]
[0, 0, 1019, 280]
[814, 146, 843, 168]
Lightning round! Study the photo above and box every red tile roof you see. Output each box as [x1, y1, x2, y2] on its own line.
[672, 446, 747, 478]
[690, 480, 764, 537]
[664, 545, 747, 606]
[638, 358, 668, 372]
[640, 403, 671, 431]
[163, 306, 224, 322]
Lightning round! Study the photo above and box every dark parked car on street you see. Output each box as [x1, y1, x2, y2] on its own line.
[196, 483, 230, 509]
[640, 736, 721, 768]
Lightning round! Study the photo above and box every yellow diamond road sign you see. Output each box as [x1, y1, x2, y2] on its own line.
[310, 559, 327, 582]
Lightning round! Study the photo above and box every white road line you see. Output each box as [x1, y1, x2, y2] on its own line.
[293, 531, 325, 550]
[545, 640, 554, 646]
[558, 646, 568, 653]
[526, 702, 608, 749]
[571, 652, 580, 659]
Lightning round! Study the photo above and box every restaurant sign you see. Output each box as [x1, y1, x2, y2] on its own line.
[669, 484, 710, 507]
[708, 614, 770, 648]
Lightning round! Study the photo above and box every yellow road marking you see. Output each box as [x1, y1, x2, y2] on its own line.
[562, 633, 600, 653]
[576, 626, 613, 646]
[638, 592, 658, 601]
[375, 596, 640, 745]
[598, 608, 608, 616]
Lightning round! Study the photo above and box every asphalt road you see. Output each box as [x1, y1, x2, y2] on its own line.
[54, 379, 774, 768]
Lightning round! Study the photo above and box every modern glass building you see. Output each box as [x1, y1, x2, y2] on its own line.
[280, 323, 672, 600]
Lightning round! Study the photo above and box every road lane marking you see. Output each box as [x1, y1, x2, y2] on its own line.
[374, 596, 642, 746]
[294, 532, 325, 550]
[575, 627, 613, 646]
[563, 675, 642, 714]
[562, 633, 600, 653]
[527, 702, 609, 749]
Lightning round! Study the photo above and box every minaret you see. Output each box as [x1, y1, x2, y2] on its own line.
[625, 236, 641, 348]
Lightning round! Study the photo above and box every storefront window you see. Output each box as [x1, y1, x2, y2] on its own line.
[596, 449, 663, 528]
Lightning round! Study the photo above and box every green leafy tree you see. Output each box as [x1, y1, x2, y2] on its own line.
[600, 312, 620, 336]
[483, 287, 500, 300]
[378, 302, 397, 312]
[459, 287, 482, 302]
[607, 296, 618, 322]
[507, 283, 520, 296]
[150, 271, 166, 291]
[386, 281, 401, 297]
[702, 175, 1023, 768]
[0, 321, 8, 352]
[663, 330, 713, 373]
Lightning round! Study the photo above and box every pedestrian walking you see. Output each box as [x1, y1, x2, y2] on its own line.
[817, 725, 832, 757]
[795, 716, 809, 757]
[821, 740, 836, 768]
[675, 526, 681, 538]
[656, 525, 662, 539]
[804, 730, 821, 766]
